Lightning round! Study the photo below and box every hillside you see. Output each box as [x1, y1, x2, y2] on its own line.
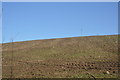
[2, 35, 119, 78]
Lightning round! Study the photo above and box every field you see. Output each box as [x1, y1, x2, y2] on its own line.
[2, 35, 120, 78]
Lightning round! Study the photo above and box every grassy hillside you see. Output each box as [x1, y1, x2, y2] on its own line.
[2, 35, 119, 78]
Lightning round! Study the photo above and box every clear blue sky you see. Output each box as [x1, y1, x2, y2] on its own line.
[2, 2, 118, 43]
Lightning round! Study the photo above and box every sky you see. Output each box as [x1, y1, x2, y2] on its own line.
[0, 2, 2, 43]
[2, 2, 118, 43]
[1, 0, 120, 2]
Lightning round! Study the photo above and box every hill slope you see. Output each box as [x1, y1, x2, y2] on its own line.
[2, 35, 119, 78]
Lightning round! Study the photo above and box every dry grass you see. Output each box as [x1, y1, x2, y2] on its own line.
[2, 35, 119, 78]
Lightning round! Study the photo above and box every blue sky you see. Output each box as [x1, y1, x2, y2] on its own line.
[2, 2, 118, 43]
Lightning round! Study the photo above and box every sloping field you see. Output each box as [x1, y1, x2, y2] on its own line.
[2, 35, 120, 78]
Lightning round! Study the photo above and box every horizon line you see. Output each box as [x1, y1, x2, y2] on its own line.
[1, 33, 119, 44]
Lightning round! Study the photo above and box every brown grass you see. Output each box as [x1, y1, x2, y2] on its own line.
[2, 35, 119, 78]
